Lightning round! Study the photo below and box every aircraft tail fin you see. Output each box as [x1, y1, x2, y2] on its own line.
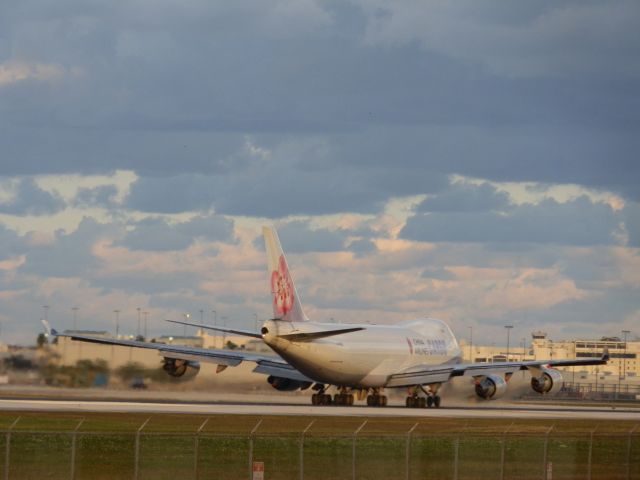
[263, 226, 308, 322]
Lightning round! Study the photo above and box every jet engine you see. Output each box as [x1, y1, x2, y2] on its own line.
[162, 358, 200, 378]
[530, 368, 563, 394]
[267, 375, 312, 392]
[474, 374, 508, 400]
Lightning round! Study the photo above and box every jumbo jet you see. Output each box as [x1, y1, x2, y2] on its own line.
[44, 227, 608, 408]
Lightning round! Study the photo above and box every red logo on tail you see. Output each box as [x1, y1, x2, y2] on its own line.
[271, 255, 294, 316]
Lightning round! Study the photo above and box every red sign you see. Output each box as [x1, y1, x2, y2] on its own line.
[252, 461, 264, 480]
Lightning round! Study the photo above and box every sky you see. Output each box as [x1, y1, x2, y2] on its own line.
[0, 0, 639, 345]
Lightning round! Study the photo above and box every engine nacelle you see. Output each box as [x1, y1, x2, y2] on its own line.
[475, 374, 508, 400]
[267, 375, 312, 392]
[162, 358, 200, 378]
[531, 368, 563, 394]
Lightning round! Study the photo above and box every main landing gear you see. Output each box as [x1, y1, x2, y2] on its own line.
[405, 385, 442, 408]
[365, 388, 387, 407]
[311, 392, 332, 405]
[310, 386, 387, 406]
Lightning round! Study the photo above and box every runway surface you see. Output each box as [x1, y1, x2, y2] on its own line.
[0, 397, 638, 420]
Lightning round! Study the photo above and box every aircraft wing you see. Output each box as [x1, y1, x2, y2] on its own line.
[385, 353, 609, 388]
[44, 324, 313, 384]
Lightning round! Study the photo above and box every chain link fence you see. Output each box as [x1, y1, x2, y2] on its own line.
[0, 417, 638, 480]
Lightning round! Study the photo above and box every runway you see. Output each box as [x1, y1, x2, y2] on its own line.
[0, 397, 638, 420]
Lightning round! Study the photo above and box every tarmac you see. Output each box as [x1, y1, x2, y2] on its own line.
[0, 386, 637, 420]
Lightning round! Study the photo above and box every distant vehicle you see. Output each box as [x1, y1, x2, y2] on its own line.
[130, 377, 147, 390]
[43, 227, 609, 408]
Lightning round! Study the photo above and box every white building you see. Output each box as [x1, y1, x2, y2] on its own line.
[460, 331, 639, 385]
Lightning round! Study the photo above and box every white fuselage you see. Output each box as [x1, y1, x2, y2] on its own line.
[261, 317, 462, 388]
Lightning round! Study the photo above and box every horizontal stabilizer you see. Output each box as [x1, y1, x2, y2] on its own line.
[278, 327, 365, 342]
[165, 319, 263, 339]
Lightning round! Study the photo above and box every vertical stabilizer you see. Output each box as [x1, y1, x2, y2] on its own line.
[263, 226, 308, 322]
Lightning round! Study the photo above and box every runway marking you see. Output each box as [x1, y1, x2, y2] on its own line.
[0, 399, 638, 420]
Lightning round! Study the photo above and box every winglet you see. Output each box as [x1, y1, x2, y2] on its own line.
[41, 319, 58, 337]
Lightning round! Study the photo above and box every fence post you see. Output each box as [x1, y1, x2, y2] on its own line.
[405, 423, 419, 480]
[134, 417, 151, 480]
[70, 418, 85, 480]
[542, 425, 554, 480]
[194, 417, 210, 480]
[4, 417, 20, 480]
[452, 435, 460, 480]
[626, 424, 638, 480]
[500, 422, 514, 480]
[587, 426, 597, 480]
[248, 419, 263, 480]
[299, 420, 315, 480]
[352, 420, 368, 480]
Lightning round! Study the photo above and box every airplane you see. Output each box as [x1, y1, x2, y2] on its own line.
[43, 226, 609, 408]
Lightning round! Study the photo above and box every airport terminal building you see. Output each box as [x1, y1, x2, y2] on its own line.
[460, 331, 639, 383]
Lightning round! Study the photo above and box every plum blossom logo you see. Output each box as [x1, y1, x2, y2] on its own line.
[271, 255, 294, 316]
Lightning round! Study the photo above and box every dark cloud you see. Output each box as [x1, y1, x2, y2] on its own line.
[417, 182, 510, 212]
[252, 220, 348, 253]
[124, 161, 448, 217]
[623, 201, 640, 247]
[347, 238, 377, 257]
[402, 196, 621, 246]
[0, 178, 65, 216]
[118, 214, 234, 251]
[19, 217, 111, 277]
[0, 1, 637, 205]
[0, 224, 26, 260]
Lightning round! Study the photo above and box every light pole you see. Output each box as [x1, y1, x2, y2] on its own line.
[113, 310, 120, 338]
[622, 330, 630, 381]
[183, 313, 190, 337]
[221, 316, 228, 348]
[143, 311, 149, 340]
[211, 310, 217, 348]
[72, 307, 78, 331]
[504, 325, 513, 362]
[136, 307, 141, 337]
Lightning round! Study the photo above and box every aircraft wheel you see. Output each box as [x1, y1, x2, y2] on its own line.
[323, 394, 332, 405]
[334, 394, 341, 405]
[347, 394, 354, 406]
[434, 395, 441, 408]
[418, 397, 426, 408]
[311, 394, 318, 405]
[426, 396, 434, 408]
[405, 396, 413, 408]
[366, 395, 373, 406]
[380, 395, 388, 407]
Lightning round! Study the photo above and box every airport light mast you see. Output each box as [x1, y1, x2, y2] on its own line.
[504, 325, 513, 362]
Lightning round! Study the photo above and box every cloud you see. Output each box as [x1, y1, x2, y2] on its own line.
[356, 0, 640, 78]
[118, 214, 235, 252]
[623, 201, 640, 247]
[0, 61, 71, 87]
[0, 177, 65, 216]
[0, 224, 26, 260]
[402, 196, 621, 246]
[421, 267, 456, 281]
[417, 182, 510, 212]
[19, 217, 112, 278]
[251, 220, 350, 253]
[73, 185, 119, 209]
